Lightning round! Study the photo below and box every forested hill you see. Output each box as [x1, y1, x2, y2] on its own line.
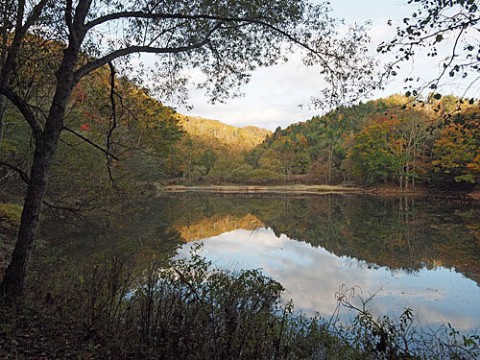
[246, 94, 480, 189]
[1, 40, 478, 191]
[0, 46, 272, 192]
[178, 116, 270, 153]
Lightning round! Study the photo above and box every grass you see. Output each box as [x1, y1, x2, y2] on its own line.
[158, 184, 364, 195]
[1, 247, 479, 359]
[0, 203, 22, 224]
[0, 203, 22, 276]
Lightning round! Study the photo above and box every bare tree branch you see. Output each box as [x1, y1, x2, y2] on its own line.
[63, 126, 120, 160]
[0, 87, 42, 139]
[73, 22, 223, 83]
[0, 160, 30, 184]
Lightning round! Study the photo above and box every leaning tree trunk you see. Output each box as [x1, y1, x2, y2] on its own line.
[0, 133, 61, 297]
[1, 51, 76, 298]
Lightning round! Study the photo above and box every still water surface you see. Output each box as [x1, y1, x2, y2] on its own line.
[170, 193, 480, 332]
[45, 192, 480, 332]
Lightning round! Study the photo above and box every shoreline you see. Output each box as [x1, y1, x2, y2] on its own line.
[155, 184, 414, 195]
[154, 184, 479, 199]
[156, 184, 365, 195]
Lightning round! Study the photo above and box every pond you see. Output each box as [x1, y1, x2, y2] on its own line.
[42, 192, 480, 333]
[169, 193, 480, 332]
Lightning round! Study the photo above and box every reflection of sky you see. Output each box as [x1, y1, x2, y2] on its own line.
[176, 228, 480, 332]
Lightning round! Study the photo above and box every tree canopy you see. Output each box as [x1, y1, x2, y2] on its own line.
[379, 0, 480, 99]
[0, 0, 377, 298]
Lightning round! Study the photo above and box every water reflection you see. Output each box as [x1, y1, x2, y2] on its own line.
[177, 227, 480, 332]
[41, 192, 480, 332]
[164, 193, 480, 284]
[167, 193, 480, 332]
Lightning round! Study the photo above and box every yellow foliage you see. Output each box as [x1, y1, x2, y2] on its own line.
[174, 214, 264, 242]
[177, 116, 271, 153]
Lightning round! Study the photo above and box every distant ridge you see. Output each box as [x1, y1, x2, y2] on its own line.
[178, 115, 271, 152]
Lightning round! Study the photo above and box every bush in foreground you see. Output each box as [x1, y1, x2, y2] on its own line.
[1, 250, 479, 359]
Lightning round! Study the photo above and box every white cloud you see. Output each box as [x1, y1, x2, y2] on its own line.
[174, 54, 326, 130]
[170, 2, 409, 130]
[135, 0, 478, 130]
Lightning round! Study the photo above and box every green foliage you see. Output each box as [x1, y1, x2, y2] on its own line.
[239, 94, 479, 189]
[350, 120, 404, 185]
[172, 117, 271, 183]
[1, 60, 186, 199]
[198, 150, 217, 175]
[0, 203, 22, 225]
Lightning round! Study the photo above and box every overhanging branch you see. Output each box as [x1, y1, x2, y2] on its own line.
[85, 11, 255, 30]
[73, 22, 223, 83]
[0, 87, 42, 139]
[85, 11, 334, 63]
[82, 11, 339, 87]
[63, 126, 120, 161]
[85, 9, 333, 59]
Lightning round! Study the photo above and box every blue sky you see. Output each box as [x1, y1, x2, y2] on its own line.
[173, 1, 468, 130]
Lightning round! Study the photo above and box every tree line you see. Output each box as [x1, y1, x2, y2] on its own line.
[238, 94, 480, 189]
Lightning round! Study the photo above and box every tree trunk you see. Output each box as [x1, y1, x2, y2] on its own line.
[1, 134, 60, 297]
[1, 44, 78, 298]
[0, 95, 6, 146]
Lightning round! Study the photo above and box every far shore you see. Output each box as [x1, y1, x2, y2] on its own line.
[154, 184, 479, 199]
[154, 184, 436, 196]
[156, 184, 364, 195]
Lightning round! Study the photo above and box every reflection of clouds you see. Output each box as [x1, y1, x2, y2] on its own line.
[176, 228, 480, 332]
[413, 305, 479, 332]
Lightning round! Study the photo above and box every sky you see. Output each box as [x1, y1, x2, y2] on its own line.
[168, 1, 470, 130]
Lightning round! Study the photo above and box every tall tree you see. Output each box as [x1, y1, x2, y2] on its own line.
[350, 119, 403, 185]
[311, 111, 349, 183]
[0, 0, 375, 298]
[432, 108, 480, 184]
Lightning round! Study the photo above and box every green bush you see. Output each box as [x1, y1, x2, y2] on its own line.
[0, 203, 22, 225]
[1, 249, 479, 359]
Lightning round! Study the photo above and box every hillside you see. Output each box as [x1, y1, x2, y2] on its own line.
[165, 94, 479, 188]
[2, 44, 477, 189]
[178, 116, 271, 152]
[245, 94, 480, 189]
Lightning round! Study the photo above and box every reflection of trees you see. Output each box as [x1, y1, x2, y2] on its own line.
[39, 198, 185, 269]
[267, 196, 480, 284]
[175, 214, 264, 242]
[161, 193, 480, 285]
